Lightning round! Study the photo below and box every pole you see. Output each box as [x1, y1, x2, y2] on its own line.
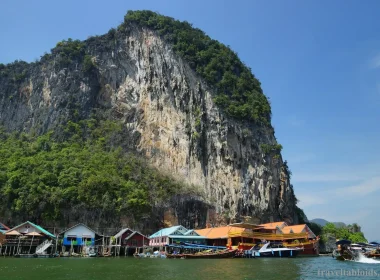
[55, 229, 58, 255]
[28, 235, 34, 254]
[16, 236, 21, 255]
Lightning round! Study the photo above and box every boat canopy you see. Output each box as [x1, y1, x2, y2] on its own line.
[336, 239, 351, 245]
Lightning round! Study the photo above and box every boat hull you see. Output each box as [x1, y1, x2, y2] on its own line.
[182, 250, 237, 259]
[252, 249, 300, 258]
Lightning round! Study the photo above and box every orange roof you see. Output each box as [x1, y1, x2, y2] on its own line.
[282, 224, 307, 234]
[195, 226, 246, 239]
[259, 222, 287, 230]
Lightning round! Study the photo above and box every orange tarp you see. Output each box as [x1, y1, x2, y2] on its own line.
[195, 226, 246, 239]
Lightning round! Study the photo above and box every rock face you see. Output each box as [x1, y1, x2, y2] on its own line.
[0, 20, 298, 227]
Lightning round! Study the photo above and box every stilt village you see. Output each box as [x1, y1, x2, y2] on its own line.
[0, 220, 321, 259]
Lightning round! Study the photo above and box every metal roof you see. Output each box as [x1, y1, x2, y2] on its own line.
[114, 228, 132, 239]
[125, 231, 149, 241]
[184, 230, 199, 236]
[59, 223, 98, 236]
[0, 222, 9, 233]
[149, 226, 188, 238]
[6, 221, 55, 239]
[168, 235, 205, 239]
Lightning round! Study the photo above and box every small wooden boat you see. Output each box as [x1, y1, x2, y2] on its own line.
[182, 249, 237, 259]
[166, 253, 184, 259]
[365, 253, 380, 259]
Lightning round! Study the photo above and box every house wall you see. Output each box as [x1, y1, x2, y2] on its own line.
[63, 225, 95, 246]
[14, 224, 42, 235]
[149, 236, 169, 246]
[169, 237, 205, 245]
[125, 234, 149, 247]
[120, 230, 134, 242]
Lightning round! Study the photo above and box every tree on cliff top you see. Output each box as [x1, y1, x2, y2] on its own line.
[321, 222, 367, 243]
[122, 10, 272, 125]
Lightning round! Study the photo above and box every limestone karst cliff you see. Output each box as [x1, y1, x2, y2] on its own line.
[0, 11, 300, 230]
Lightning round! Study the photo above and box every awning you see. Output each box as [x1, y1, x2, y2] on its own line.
[25, 231, 42, 236]
[6, 230, 21, 236]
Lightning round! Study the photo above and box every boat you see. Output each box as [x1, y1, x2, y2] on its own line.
[332, 240, 362, 261]
[363, 242, 380, 259]
[166, 253, 184, 259]
[152, 250, 167, 258]
[249, 241, 302, 257]
[181, 249, 237, 259]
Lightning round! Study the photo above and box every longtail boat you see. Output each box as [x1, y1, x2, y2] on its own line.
[181, 249, 237, 259]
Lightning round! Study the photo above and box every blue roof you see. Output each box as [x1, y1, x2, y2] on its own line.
[149, 226, 188, 238]
[27, 221, 56, 239]
[184, 230, 199, 236]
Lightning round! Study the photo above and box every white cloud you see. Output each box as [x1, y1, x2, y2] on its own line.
[296, 193, 327, 208]
[332, 177, 380, 196]
[292, 173, 363, 183]
[370, 54, 380, 69]
[299, 175, 380, 241]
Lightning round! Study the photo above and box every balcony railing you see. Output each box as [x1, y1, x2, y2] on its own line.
[228, 232, 308, 240]
[3, 238, 41, 246]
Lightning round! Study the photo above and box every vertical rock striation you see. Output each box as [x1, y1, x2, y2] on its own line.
[0, 12, 299, 228]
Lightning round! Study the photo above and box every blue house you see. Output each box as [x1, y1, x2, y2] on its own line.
[60, 223, 96, 247]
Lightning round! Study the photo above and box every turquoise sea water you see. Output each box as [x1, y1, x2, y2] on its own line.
[1, 256, 380, 280]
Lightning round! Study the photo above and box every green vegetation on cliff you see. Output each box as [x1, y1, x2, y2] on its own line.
[122, 10, 271, 125]
[0, 120, 191, 222]
[322, 222, 367, 243]
[310, 222, 367, 243]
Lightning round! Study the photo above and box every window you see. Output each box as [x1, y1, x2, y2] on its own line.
[67, 236, 77, 242]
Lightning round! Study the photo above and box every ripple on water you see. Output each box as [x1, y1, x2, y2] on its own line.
[0, 256, 380, 280]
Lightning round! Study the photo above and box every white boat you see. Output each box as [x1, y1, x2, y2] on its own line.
[249, 242, 303, 258]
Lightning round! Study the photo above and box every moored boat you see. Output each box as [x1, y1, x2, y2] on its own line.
[182, 249, 237, 259]
[166, 253, 184, 259]
[249, 242, 302, 258]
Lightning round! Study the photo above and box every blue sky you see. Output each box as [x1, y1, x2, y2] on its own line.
[1, 0, 379, 241]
